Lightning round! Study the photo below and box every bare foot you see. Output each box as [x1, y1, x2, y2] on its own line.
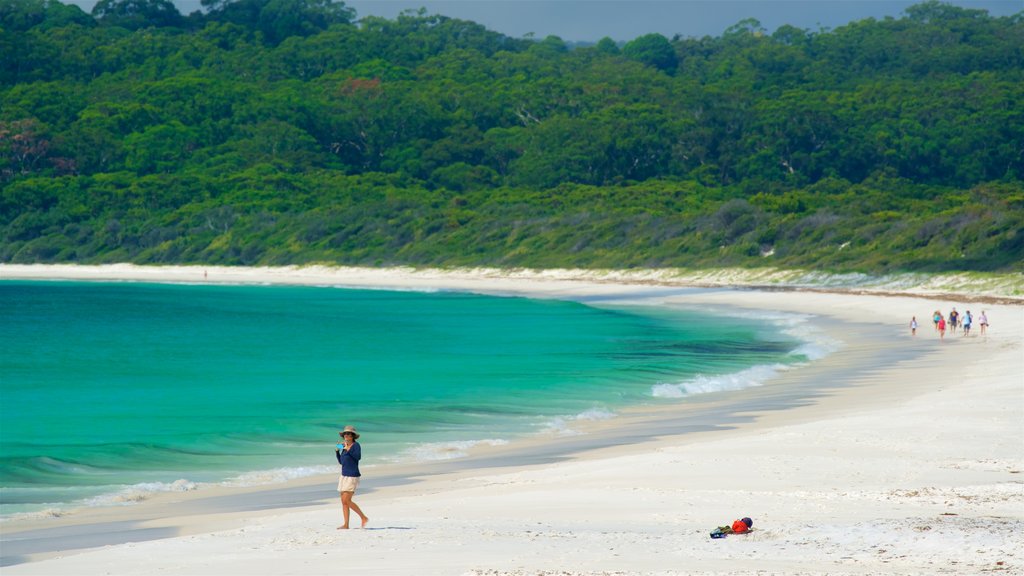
[337, 525, 348, 530]
[361, 517, 369, 528]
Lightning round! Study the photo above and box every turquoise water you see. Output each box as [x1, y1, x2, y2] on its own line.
[0, 280, 805, 516]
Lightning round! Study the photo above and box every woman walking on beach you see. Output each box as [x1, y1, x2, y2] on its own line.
[979, 310, 989, 335]
[335, 425, 369, 529]
[910, 316, 918, 336]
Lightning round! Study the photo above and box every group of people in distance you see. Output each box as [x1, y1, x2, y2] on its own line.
[910, 308, 988, 339]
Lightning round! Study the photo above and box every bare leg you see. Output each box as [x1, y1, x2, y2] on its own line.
[338, 493, 349, 529]
[340, 492, 368, 528]
[349, 499, 368, 528]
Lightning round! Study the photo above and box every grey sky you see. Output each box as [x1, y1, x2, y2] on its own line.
[65, 0, 1023, 42]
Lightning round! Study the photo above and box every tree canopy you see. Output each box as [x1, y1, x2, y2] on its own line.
[1, 0, 1022, 273]
[622, 33, 677, 73]
[91, 0, 185, 29]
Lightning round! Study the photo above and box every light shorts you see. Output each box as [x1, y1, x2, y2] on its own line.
[338, 475, 360, 493]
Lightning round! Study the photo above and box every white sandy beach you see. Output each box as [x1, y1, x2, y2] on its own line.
[1, 264, 1022, 575]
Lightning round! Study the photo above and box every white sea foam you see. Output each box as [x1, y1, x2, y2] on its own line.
[220, 465, 336, 487]
[0, 507, 67, 523]
[327, 283, 442, 294]
[651, 363, 791, 398]
[781, 318, 841, 361]
[574, 408, 617, 421]
[391, 438, 509, 462]
[649, 304, 838, 398]
[788, 339, 833, 361]
[693, 304, 839, 362]
[2, 467, 340, 519]
[81, 478, 198, 507]
[541, 408, 617, 436]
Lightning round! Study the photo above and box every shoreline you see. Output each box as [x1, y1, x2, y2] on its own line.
[1, 264, 1022, 574]
[1, 266, 851, 520]
[2, 262, 1023, 302]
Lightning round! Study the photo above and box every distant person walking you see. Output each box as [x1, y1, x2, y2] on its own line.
[932, 310, 942, 331]
[948, 308, 959, 334]
[910, 316, 918, 336]
[979, 311, 989, 336]
[962, 310, 972, 336]
[938, 316, 946, 339]
[335, 425, 369, 529]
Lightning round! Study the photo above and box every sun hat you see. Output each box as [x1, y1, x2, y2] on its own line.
[340, 425, 360, 439]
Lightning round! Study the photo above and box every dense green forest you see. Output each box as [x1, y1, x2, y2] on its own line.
[2, 0, 1023, 272]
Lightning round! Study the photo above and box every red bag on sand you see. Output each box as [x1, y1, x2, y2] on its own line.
[711, 517, 754, 539]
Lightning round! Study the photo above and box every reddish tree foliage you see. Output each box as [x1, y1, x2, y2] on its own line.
[337, 77, 382, 97]
[0, 119, 51, 179]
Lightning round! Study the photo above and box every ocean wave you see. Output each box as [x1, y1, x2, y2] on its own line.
[650, 363, 790, 398]
[0, 507, 67, 523]
[389, 438, 509, 462]
[220, 465, 335, 487]
[81, 478, 198, 507]
[787, 340, 834, 362]
[327, 283, 442, 294]
[686, 305, 840, 362]
[540, 408, 618, 436]
[781, 321, 840, 361]
[1, 466, 338, 519]
[5, 455, 111, 477]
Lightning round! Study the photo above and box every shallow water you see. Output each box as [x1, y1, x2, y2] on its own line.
[0, 280, 808, 516]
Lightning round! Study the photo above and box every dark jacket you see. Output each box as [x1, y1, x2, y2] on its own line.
[336, 442, 361, 477]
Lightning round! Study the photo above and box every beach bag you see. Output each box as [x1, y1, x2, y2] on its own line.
[710, 517, 753, 538]
[732, 518, 752, 533]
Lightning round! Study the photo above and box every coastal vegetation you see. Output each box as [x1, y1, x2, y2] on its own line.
[1, 0, 1022, 272]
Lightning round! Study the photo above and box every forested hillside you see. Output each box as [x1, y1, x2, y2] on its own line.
[2, 0, 1022, 272]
